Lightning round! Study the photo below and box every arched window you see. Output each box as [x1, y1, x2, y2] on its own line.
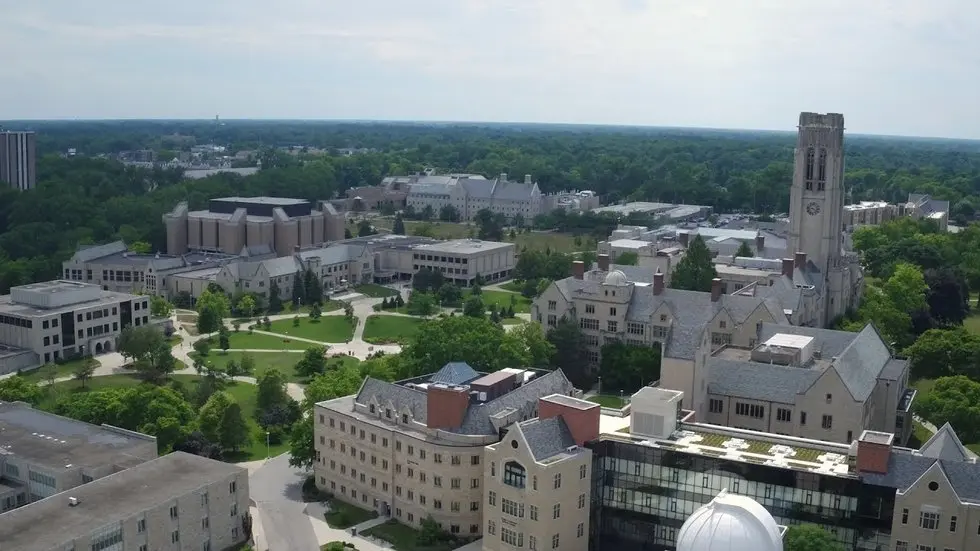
[805, 147, 815, 181]
[503, 461, 527, 489]
[818, 148, 828, 182]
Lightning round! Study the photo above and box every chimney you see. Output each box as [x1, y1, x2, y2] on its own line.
[855, 431, 894, 474]
[598, 254, 610, 272]
[426, 385, 470, 430]
[524, 174, 532, 185]
[781, 258, 794, 278]
[572, 260, 585, 280]
[755, 234, 765, 251]
[500, 173, 508, 182]
[539, 395, 600, 446]
[653, 269, 664, 295]
[710, 278, 722, 302]
[678, 232, 690, 248]
[794, 251, 807, 269]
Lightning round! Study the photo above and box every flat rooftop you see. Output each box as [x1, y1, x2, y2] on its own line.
[213, 196, 308, 206]
[187, 210, 273, 222]
[0, 288, 139, 318]
[0, 402, 157, 470]
[0, 452, 244, 551]
[170, 266, 221, 280]
[412, 239, 513, 254]
[607, 239, 654, 250]
[542, 394, 598, 411]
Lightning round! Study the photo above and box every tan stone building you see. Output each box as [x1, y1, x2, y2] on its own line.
[482, 394, 596, 551]
[843, 201, 898, 229]
[163, 196, 345, 257]
[0, 452, 250, 551]
[313, 363, 576, 536]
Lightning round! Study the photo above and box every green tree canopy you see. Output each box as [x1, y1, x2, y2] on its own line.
[401, 315, 529, 377]
[671, 234, 717, 292]
[913, 376, 980, 443]
[547, 318, 592, 388]
[0, 376, 43, 405]
[599, 341, 661, 394]
[196, 288, 230, 334]
[615, 251, 639, 265]
[734, 240, 754, 258]
[784, 524, 843, 551]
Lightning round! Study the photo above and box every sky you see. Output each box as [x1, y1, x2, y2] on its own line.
[2, 0, 979, 139]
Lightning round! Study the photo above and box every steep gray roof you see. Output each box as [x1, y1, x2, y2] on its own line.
[758, 323, 858, 359]
[862, 453, 980, 503]
[72, 241, 128, 262]
[920, 423, 971, 461]
[491, 179, 537, 201]
[241, 244, 275, 258]
[832, 325, 892, 401]
[519, 417, 576, 461]
[356, 378, 429, 424]
[587, 264, 656, 284]
[707, 358, 820, 404]
[457, 370, 574, 435]
[459, 177, 494, 199]
[261, 256, 302, 278]
[429, 362, 480, 385]
[879, 358, 908, 381]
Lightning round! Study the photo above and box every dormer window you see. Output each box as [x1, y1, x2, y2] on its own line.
[369, 404, 376, 414]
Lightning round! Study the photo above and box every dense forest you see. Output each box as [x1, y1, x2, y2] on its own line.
[2, 120, 980, 292]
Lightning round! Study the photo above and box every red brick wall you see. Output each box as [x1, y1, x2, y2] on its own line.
[539, 397, 600, 446]
[426, 386, 470, 430]
[856, 441, 891, 474]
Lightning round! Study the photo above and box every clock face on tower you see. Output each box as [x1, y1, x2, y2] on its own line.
[806, 201, 821, 216]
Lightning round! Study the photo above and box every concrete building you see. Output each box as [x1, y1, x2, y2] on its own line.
[593, 202, 712, 222]
[0, 130, 36, 191]
[541, 190, 600, 213]
[404, 239, 516, 286]
[482, 394, 597, 551]
[163, 196, 345, 257]
[0, 451, 250, 551]
[903, 193, 950, 232]
[532, 264, 789, 382]
[586, 386, 980, 551]
[0, 401, 158, 513]
[406, 173, 543, 222]
[694, 322, 914, 446]
[0, 280, 151, 374]
[313, 363, 577, 536]
[843, 201, 898, 229]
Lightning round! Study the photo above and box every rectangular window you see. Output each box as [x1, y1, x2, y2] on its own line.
[585, 304, 595, 314]
[530, 505, 538, 520]
[607, 321, 618, 332]
[578, 494, 586, 509]
[950, 515, 957, 532]
[920, 511, 940, 530]
[552, 534, 559, 549]
[579, 464, 587, 479]
[553, 503, 560, 519]
[504, 463, 526, 489]
[776, 408, 792, 422]
[553, 473, 561, 489]
[821, 415, 833, 430]
[734, 402, 765, 419]
[488, 491, 496, 506]
[708, 399, 723, 414]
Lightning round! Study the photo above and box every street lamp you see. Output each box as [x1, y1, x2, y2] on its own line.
[266, 431, 270, 460]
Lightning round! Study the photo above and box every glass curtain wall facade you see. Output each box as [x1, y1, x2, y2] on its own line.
[588, 439, 896, 551]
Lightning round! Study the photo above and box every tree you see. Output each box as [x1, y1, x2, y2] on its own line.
[117, 325, 177, 383]
[218, 325, 230, 352]
[237, 294, 257, 319]
[268, 280, 283, 313]
[310, 303, 322, 320]
[671, 234, 717, 292]
[401, 315, 528, 376]
[173, 431, 222, 459]
[924, 267, 970, 325]
[303, 269, 323, 305]
[256, 368, 291, 414]
[235, 353, 256, 377]
[0, 376, 43, 405]
[344, 228, 353, 239]
[196, 288, 230, 334]
[784, 524, 844, 551]
[437, 282, 462, 306]
[913, 376, 980, 443]
[219, 401, 251, 452]
[303, 363, 364, 410]
[412, 268, 444, 293]
[150, 295, 174, 318]
[463, 296, 485, 318]
[287, 417, 316, 468]
[393, 213, 406, 235]
[420, 204, 435, 221]
[439, 205, 460, 222]
[734, 240, 754, 258]
[548, 318, 593, 388]
[906, 328, 980, 380]
[199, 391, 234, 444]
[406, 292, 438, 316]
[72, 358, 98, 388]
[193, 338, 211, 357]
[616, 251, 639, 265]
[295, 346, 328, 378]
[343, 301, 355, 323]
[489, 303, 501, 324]
[510, 322, 556, 369]
[292, 273, 307, 307]
[599, 341, 662, 394]
[358, 220, 376, 237]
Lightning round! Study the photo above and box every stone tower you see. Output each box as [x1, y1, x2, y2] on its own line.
[787, 112, 858, 325]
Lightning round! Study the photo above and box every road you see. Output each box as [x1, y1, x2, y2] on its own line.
[249, 454, 321, 551]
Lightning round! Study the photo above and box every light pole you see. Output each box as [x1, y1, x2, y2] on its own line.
[266, 431, 270, 460]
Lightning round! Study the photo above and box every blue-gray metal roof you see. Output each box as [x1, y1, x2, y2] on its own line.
[707, 358, 820, 404]
[429, 362, 480, 385]
[519, 417, 576, 461]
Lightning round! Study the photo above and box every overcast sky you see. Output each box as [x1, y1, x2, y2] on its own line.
[2, 0, 979, 138]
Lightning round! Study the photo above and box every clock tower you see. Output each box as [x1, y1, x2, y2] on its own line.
[788, 112, 845, 276]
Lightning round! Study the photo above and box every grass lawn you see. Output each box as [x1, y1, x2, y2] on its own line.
[324, 501, 378, 529]
[225, 331, 305, 351]
[167, 334, 184, 347]
[588, 395, 628, 408]
[498, 281, 523, 293]
[363, 316, 426, 344]
[266, 316, 357, 343]
[354, 284, 400, 298]
[501, 317, 524, 326]
[192, 350, 304, 381]
[965, 312, 980, 336]
[362, 520, 455, 551]
[466, 289, 531, 314]
[17, 357, 100, 383]
[39, 373, 288, 461]
[513, 231, 591, 252]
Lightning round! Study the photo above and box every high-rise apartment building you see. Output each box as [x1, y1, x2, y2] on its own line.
[0, 130, 36, 191]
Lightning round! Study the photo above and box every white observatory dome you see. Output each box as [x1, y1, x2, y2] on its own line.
[603, 270, 629, 286]
[676, 490, 783, 551]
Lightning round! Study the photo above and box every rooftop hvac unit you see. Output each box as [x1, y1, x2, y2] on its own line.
[68, 497, 79, 507]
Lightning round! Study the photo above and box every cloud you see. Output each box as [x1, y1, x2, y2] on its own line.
[0, 0, 978, 138]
